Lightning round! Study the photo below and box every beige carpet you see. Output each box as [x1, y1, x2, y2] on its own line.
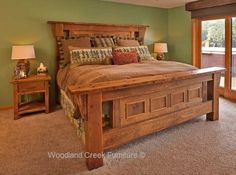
[0, 98, 235, 175]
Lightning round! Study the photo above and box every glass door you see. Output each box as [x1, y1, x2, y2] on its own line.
[231, 17, 236, 91]
[193, 16, 236, 100]
[201, 19, 225, 90]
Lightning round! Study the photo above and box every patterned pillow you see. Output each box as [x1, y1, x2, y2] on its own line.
[113, 46, 153, 61]
[70, 48, 112, 65]
[62, 38, 91, 65]
[112, 51, 138, 65]
[104, 37, 115, 47]
[95, 37, 115, 47]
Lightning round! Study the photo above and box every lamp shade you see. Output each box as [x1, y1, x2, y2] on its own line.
[11, 45, 35, 60]
[154, 43, 168, 53]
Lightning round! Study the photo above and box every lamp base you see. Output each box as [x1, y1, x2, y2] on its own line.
[156, 53, 165, 61]
[14, 59, 30, 79]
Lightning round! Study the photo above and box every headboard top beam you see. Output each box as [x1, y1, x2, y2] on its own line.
[48, 21, 149, 39]
[48, 21, 149, 28]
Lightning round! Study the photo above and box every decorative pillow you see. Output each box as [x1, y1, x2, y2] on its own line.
[113, 46, 153, 61]
[70, 48, 113, 65]
[62, 37, 91, 64]
[94, 38, 103, 47]
[112, 51, 138, 65]
[104, 37, 115, 47]
[95, 37, 115, 47]
[117, 39, 140, 46]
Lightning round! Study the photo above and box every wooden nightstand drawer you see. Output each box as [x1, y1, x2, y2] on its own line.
[18, 81, 45, 93]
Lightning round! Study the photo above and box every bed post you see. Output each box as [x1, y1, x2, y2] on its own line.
[206, 72, 220, 121]
[85, 92, 103, 170]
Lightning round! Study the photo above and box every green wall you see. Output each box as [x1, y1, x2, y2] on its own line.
[0, 0, 168, 106]
[168, 6, 192, 64]
[0, 1, 192, 107]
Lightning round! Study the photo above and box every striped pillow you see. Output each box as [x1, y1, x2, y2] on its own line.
[70, 48, 112, 65]
[95, 37, 115, 47]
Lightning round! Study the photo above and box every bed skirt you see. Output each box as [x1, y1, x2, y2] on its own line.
[60, 89, 85, 144]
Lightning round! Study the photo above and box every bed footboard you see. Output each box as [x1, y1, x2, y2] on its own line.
[70, 67, 223, 170]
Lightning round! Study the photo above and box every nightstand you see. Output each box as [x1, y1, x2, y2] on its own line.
[11, 75, 51, 120]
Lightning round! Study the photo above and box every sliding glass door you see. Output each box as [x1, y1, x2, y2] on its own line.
[231, 17, 236, 91]
[201, 19, 225, 88]
[195, 16, 236, 100]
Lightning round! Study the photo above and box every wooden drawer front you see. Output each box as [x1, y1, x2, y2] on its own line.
[187, 83, 202, 103]
[18, 81, 45, 93]
[150, 93, 171, 116]
[171, 87, 187, 109]
[120, 96, 149, 126]
[118, 84, 204, 127]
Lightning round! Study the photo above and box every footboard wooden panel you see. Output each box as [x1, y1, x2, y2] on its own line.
[68, 67, 224, 170]
[103, 101, 212, 150]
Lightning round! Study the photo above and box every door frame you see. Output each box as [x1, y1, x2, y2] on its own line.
[192, 16, 236, 100]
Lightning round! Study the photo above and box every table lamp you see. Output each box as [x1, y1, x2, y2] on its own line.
[11, 45, 35, 79]
[154, 43, 168, 60]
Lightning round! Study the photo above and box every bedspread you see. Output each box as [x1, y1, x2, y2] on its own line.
[57, 60, 197, 118]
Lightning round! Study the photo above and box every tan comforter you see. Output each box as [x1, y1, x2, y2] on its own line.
[57, 60, 197, 93]
[58, 60, 197, 118]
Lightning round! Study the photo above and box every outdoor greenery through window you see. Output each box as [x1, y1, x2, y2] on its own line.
[201, 19, 225, 87]
[202, 19, 225, 48]
[202, 18, 236, 48]
[232, 17, 236, 90]
[201, 18, 236, 90]
[233, 18, 236, 48]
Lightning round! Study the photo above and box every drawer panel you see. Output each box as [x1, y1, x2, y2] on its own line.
[118, 83, 204, 127]
[187, 83, 202, 103]
[120, 96, 149, 126]
[18, 81, 45, 93]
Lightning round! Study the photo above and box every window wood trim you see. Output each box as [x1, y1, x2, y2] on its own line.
[192, 19, 201, 68]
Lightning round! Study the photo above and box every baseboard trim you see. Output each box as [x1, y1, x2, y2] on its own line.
[0, 106, 13, 110]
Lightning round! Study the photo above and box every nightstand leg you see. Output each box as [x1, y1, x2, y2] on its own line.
[45, 81, 49, 113]
[13, 85, 20, 120]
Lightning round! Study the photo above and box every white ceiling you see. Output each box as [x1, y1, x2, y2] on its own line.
[102, 0, 196, 9]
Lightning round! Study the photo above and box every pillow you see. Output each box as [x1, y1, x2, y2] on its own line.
[70, 47, 112, 65]
[95, 37, 115, 47]
[112, 51, 138, 65]
[117, 39, 140, 47]
[113, 45, 153, 61]
[62, 37, 91, 64]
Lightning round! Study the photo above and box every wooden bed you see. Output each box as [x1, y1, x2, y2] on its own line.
[48, 21, 224, 170]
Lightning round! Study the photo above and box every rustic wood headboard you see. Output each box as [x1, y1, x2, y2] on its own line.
[48, 21, 149, 73]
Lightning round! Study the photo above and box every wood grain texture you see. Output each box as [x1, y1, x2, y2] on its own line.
[49, 21, 225, 170]
[0, 106, 13, 110]
[68, 67, 224, 94]
[104, 101, 213, 150]
[192, 18, 202, 68]
[74, 69, 222, 170]
[186, 0, 236, 11]
[206, 73, 220, 121]
[84, 92, 103, 170]
[11, 75, 51, 119]
[48, 21, 148, 103]
[48, 21, 148, 74]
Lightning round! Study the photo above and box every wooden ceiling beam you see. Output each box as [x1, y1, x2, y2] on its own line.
[186, 0, 236, 11]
